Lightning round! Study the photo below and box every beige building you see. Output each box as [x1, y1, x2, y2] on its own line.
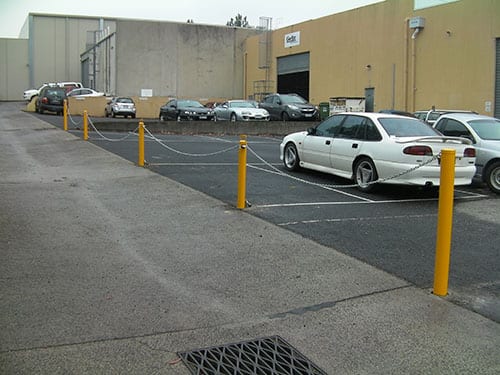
[244, 0, 500, 117]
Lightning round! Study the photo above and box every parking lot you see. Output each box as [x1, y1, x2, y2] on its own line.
[34, 112, 500, 323]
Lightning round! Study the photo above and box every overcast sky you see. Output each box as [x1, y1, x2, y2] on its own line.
[0, 0, 383, 38]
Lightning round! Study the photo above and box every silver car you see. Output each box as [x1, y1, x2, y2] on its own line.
[214, 100, 269, 122]
[434, 113, 500, 194]
[105, 97, 136, 118]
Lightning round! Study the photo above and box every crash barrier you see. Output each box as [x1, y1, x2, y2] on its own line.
[64, 106, 457, 293]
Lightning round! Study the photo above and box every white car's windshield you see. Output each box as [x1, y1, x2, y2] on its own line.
[230, 101, 254, 108]
[379, 117, 441, 137]
[468, 119, 500, 140]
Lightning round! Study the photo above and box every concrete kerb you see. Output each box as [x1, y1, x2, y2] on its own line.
[88, 119, 316, 136]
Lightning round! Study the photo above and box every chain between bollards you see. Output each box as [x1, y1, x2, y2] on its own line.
[433, 148, 456, 296]
[237, 135, 247, 209]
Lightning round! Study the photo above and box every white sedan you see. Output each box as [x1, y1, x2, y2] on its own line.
[67, 88, 104, 97]
[280, 112, 476, 192]
[214, 100, 270, 121]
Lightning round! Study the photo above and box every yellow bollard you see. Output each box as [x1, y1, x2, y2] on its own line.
[83, 110, 88, 141]
[63, 99, 68, 131]
[138, 121, 145, 167]
[237, 135, 248, 209]
[433, 149, 456, 296]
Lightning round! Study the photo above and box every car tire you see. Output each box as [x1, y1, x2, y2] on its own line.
[159, 113, 166, 121]
[283, 143, 300, 171]
[282, 112, 290, 121]
[485, 161, 500, 194]
[112, 112, 116, 118]
[132, 114, 136, 119]
[230, 113, 237, 122]
[177, 114, 182, 122]
[354, 157, 378, 193]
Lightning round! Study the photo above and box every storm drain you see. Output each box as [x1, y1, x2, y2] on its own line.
[177, 335, 328, 374]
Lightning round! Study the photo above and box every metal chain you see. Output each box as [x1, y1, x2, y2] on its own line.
[247, 145, 441, 189]
[67, 110, 82, 126]
[143, 126, 239, 157]
[88, 117, 139, 142]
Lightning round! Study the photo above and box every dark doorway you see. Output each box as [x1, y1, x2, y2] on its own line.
[495, 38, 500, 119]
[365, 87, 375, 112]
[277, 71, 310, 101]
[81, 58, 90, 88]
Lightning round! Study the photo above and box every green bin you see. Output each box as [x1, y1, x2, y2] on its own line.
[319, 102, 330, 120]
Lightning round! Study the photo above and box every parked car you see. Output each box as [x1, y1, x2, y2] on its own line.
[379, 109, 416, 118]
[413, 109, 477, 125]
[280, 112, 476, 192]
[213, 100, 270, 121]
[24, 82, 82, 101]
[433, 113, 500, 194]
[105, 97, 136, 118]
[259, 93, 318, 121]
[67, 88, 105, 97]
[35, 86, 67, 115]
[159, 99, 215, 121]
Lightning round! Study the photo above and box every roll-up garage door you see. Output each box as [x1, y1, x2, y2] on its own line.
[495, 38, 500, 119]
[277, 53, 310, 101]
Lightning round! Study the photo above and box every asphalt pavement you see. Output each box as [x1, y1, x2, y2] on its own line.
[1, 101, 499, 374]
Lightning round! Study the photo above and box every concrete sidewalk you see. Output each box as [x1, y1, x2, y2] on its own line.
[1, 101, 499, 374]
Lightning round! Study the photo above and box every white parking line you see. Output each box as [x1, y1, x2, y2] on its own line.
[278, 213, 437, 226]
[253, 194, 486, 209]
[148, 162, 282, 166]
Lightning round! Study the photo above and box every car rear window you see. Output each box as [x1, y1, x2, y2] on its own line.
[379, 117, 441, 137]
[117, 98, 133, 103]
[45, 88, 66, 96]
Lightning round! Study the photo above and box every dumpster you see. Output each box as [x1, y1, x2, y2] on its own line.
[319, 102, 330, 120]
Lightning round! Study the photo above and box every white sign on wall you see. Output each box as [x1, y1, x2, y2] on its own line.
[284, 31, 300, 48]
[141, 89, 153, 97]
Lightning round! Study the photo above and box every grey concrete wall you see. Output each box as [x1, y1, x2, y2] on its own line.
[115, 20, 259, 100]
[29, 14, 116, 89]
[0, 38, 29, 100]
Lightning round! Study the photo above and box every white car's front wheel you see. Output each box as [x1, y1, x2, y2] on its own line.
[355, 158, 378, 192]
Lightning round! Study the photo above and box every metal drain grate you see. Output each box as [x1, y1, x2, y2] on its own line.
[177, 335, 328, 375]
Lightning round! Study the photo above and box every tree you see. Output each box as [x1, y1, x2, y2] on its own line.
[226, 14, 250, 28]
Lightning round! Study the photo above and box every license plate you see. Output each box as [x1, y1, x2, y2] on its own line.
[199, 116, 207, 119]
[305, 114, 312, 117]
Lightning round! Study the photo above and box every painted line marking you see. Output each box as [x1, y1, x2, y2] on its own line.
[278, 213, 437, 226]
[148, 162, 282, 166]
[253, 193, 486, 209]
